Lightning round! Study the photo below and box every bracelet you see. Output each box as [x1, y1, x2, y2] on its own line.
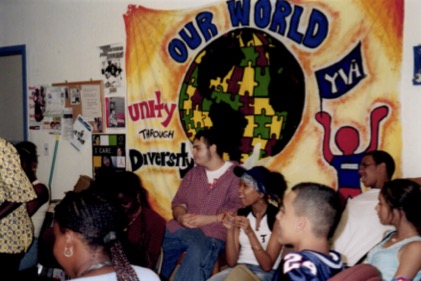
[252, 245, 262, 251]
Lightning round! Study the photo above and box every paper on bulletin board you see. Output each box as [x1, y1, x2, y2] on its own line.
[61, 108, 73, 141]
[70, 114, 93, 151]
[81, 84, 102, 120]
[44, 86, 66, 116]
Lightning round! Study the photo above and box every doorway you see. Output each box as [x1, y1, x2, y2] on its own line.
[0, 45, 27, 142]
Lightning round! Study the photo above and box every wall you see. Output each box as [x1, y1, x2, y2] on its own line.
[0, 0, 420, 200]
[401, 0, 421, 178]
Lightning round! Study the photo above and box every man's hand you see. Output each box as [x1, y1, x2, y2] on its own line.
[177, 213, 198, 228]
[178, 213, 220, 228]
[221, 210, 236, 230]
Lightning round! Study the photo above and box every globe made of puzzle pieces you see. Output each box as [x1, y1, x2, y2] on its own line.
[178, 28, 305, 162]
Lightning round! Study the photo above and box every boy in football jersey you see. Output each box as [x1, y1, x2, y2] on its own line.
[276, 182, 344, 281]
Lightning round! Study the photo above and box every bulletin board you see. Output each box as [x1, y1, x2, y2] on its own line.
[53, 80, 104, 133]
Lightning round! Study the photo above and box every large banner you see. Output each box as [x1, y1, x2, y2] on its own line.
[124, 0, 403, 219]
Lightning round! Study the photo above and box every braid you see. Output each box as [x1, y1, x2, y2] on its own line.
[108, 239, 140, 281]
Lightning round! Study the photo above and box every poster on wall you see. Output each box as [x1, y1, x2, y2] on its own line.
[124, 0, 404, 219]
[92, 134, 126, 178]
[28, 85, 46, 130]
[99, 43, 124, 95]
[413, 45, 421, 85]
[105, 97, 126, 128]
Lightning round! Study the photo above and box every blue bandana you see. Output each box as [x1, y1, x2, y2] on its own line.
[241, 173, 267, 194]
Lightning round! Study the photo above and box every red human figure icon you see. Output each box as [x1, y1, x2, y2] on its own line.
[315, 105, 389, 207]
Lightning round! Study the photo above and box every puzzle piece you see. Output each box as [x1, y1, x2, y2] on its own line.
[240, 46, 260, 67]
[211, 90, 243, 111]
[201, 111, 212, 128]
[191, 89, 204, 110]
[264, 133, 279, 157]
[254, 97, 275, 115]
[220, 67, 234, 93]
[254, 31, 269, 45]
[182, 83, 198, 111]
[240, 137, 254, 159]
[244, 115, 255, 137]
[239, 91, 254, 115]
[195, 50, 207, 64]
[226, 66, 244, 95]
[238, 61, 258, 96]
[187, 128, 196, 139]
[180, 109, 195, 130]
[179, 83, 190, 109]
[268, 112, 285, 139]
[192, 107, 205, 130]
[209, 77, 224, 93]
[255, 45, 269, 67]
[186, 79, 197, 97]
[201, 96, 213, 112]
[254, 66, 270, 97]
[253, 108, 272, 139]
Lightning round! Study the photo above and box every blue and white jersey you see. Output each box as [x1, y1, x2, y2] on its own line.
[282, 250, 344, 281]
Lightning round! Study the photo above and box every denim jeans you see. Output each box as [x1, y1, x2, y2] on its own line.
[207, 263, 276, 281]
[19, 238, 38, 271]
[161, 228, 225, 281]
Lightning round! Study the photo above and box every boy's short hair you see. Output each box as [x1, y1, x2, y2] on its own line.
[194, 128, 223, 157]
[292, 182, 342, 238]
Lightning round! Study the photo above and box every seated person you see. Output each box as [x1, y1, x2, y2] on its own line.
[160, 129, 242, 281]
[366, 179, 421, 281]
[276, 182, 344, 281]
[207, 166, 287, 281]
[93, 171, 166, 270]
[332, 150, 395, 266]
[15, 141, 50, 275]
[52, 188, 160, 280]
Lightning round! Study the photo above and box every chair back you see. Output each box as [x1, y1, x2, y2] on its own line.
[327, 264, 382, 281]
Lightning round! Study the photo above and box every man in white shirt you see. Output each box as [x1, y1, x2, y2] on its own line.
[331, 150, 395, 266]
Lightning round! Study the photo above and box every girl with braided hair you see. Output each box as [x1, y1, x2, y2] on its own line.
[53, 188, 160, 281]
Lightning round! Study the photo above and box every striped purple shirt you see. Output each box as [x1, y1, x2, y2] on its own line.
[166, 162, 242, 241]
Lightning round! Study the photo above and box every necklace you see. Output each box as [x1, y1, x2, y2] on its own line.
[124, 207, 141, 232]
[253, 203, 267, 231]
[80, 260, 112, 277]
